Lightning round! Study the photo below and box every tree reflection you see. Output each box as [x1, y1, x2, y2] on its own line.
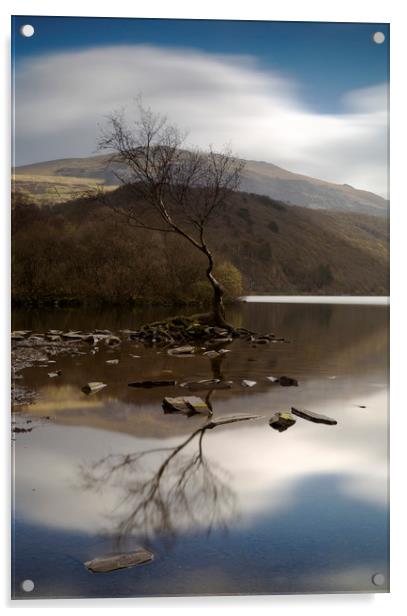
[80, 415, 237, 548]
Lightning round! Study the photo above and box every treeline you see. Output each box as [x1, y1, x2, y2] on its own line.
[11, 193, 243, 307]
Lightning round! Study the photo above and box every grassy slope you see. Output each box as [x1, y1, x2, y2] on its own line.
[56, 186, 388, 296]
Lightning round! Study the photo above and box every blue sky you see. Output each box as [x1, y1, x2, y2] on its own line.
[12, 16, 389, 195]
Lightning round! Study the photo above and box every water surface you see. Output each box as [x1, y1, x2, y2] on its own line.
[12, 301, 389, 598]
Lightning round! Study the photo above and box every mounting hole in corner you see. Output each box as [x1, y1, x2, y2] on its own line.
[20, 24, 35, 38]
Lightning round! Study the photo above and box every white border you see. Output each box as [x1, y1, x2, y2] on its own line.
[2, 1, 406, 615]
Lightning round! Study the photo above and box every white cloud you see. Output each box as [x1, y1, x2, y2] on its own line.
[14, 45, 388, 196]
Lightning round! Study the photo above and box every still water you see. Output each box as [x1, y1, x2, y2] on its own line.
[12, 301, 389, 598]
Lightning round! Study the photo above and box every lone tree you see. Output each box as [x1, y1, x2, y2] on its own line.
[98, 101, 245, 328]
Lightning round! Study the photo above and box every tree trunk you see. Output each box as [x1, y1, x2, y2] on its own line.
[203, 246, 230, 328]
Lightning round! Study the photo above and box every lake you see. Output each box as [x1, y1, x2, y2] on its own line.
[11, 300, 389, 598]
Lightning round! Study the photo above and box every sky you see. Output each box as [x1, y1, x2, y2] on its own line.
[12, 16, 389, 196]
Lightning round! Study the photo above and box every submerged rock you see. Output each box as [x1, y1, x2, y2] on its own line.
[84, 548, 153, 573]
[181, 379, 233, 391]
[291, 407, 337, 425]
[128, 380, 176, 388]
[269, 412, 297, 432]
[81, 382, 107, 395]
[167, 345, 196, 356]
[278, 376, 298, 387]
[48, 370, 62, 378]
[203, 350, 221, 359]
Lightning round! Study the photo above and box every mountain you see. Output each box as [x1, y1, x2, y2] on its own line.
[13, 154, 388, 216]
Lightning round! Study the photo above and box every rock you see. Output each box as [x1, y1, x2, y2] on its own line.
[241, 379, 257, 387]
[106, 359, 119, 365]
[105, 335, 121, 346]
[94, 329, 112, 335]
[269, 412, 297, 432]
[266, 376, 279, 383]
[181, 379, 233, 390]
[162, 396, 210, 416]
[11, 332, 26, 341]
[129, 354, 141, 358]
[291, 407, 337, 425]
[211, 337, 233, 344]
[12, 426, 33, 433]
[82, 334, 97, 344]
[278, 376, 298, 387]
[84, 548, 153, 573]
[81, 382, 107, 395]
[203, 350, 221, 359]
[62, 332, 84, 341]
[128, 380, 176, 388]
[167, 345, 196, 356]
[48, 370, 62, 378]
[205, 413, 263, 429]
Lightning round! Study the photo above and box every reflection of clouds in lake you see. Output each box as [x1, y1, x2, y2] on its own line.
[14, 385, 387, 537]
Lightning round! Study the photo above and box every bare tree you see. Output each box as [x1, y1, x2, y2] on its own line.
[98, 101, 245, 327]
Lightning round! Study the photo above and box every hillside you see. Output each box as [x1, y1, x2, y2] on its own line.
[11, 185, 389, 304]
[13, 154, 388, 216]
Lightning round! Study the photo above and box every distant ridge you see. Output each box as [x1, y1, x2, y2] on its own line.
[13, 153, 388, 216]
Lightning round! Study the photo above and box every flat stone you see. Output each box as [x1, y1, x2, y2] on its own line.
[291, 407, 337, 425]
[62, 332, 84, 340]
[128, 380, 176, 388]
[241, 379, 257, 387]
[167, 345, 196, 356]
[203, 350, 221, 359]
[266, 376, 279, 383]
[106, 359, 119, 365]
[84, 549, 153, 573]
[162, 396, 210, 416]
[181, 379, 233, 391]
[81, 382, 107, 395]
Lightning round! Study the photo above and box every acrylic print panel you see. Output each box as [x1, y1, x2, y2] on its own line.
[11, 16, 389, 599]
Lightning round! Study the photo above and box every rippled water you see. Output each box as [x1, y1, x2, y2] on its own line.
[12, 301, 389, 598]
